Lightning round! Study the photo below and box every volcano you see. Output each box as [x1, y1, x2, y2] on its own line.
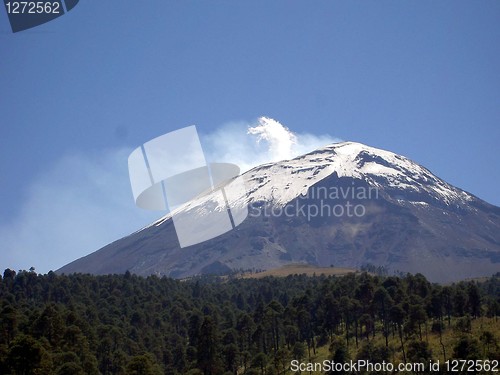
[57, 142, 500, 282]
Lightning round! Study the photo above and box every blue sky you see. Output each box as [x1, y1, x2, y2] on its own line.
[1, 1, 499, 273]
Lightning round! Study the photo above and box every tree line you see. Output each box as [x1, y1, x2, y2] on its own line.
[0, 268, 499, 374]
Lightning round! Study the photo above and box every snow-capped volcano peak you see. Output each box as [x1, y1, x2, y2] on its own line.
[148, 141, 473, 229]
[241, 141, 473, 206]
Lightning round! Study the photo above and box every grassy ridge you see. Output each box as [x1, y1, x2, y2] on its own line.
[241, 264, 358, 278]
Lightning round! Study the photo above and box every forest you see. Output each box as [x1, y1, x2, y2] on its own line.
[0, 268, 499, 374]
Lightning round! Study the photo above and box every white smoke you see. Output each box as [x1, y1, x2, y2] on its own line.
[247, 117, 298, 161]
[202, 116, 341, 173]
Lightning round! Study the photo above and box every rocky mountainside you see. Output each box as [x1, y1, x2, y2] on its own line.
[57, 142, 500, 282]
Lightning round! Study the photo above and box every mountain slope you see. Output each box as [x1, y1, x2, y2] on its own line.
[57, 142, 500, 282]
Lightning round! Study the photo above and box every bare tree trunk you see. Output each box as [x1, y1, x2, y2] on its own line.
[398, 325, 406, 362]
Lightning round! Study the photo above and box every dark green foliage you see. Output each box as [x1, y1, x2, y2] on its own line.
[0, 270, 498, 374]
[56, 361, 85, 375]
[126, 354, 162, 375]
[355, 342, 390, 374]
[327, 336, 350, 374]
[406, 340, 432, 366]
[453, 335, 481, 360]
[6, 334, 44, 374]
